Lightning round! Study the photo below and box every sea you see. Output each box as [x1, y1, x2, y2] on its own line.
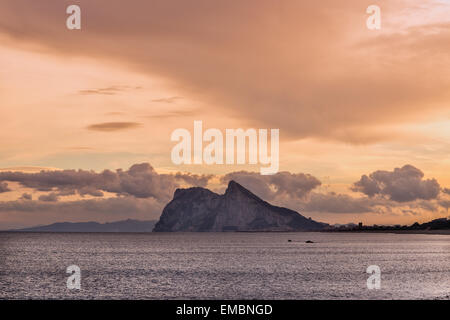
[0, 232, 449, 300]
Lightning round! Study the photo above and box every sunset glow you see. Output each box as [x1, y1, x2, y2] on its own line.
[1, 0, 450, 228]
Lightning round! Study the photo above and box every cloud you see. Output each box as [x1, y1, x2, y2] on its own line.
[352, 165, 441, 202]
[174, 172, 212, 189]
[105, 112, 126, 116]
[439, 200, 450, 211]
[0, 196, 160, 215]
[151, 96, 182, 103]
[65, 147, 94, 151]
[0, 196, 164, 229]
[19, 193, 32, 200]
[1, 1, 450, 143]
[298, 192, 447, 215]
[300, 192, 373, 214]
[411, 200, 439, 212]
[0, 163, 214, 228]
[38, 192, 59, 202]
[0, 163, 212, 202]
[0, 165, 336, 226]
[214, 167, 445, 215]
[79, 87, 122, 96]
[0, 182, 10, 193]
[221, 171, 321, 201]
[0, 163, 447, 227]
[86, 122, 142, 132]
[145, 109, 198, 119]
[78, 186, 104, 197]
[79, 85, 142, 95]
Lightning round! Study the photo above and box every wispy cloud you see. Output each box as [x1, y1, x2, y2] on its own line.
[145, 109, 198, 119]
[79, 85, 142, 96]
[151, 96, 182, 103]
[64, 147, 94, 150]
[86, 122, 142, 132]
[105, 112, 126, 116]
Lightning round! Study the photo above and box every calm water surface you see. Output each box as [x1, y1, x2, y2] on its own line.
[0, 232, 449, 299]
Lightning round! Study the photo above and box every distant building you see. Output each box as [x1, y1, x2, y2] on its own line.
[358, 222, 363, 228]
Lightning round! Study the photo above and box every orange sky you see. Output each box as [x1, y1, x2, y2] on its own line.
[1, 0, 450, 228]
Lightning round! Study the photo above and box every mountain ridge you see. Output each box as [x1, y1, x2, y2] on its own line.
[9, 219, 157, 233]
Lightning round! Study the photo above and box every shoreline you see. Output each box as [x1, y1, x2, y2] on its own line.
[2, 229, 450, 235]
[322, 229, 450, 235]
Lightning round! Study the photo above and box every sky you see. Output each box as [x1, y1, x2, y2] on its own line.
[1, 0, 450, 228]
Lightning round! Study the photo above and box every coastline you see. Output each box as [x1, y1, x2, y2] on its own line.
[323, 229, 450, 235]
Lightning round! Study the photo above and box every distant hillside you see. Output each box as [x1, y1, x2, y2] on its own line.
[12, 219, 157, 233]
[154, 180, 328, 232]
[411, 218, 450, 230]
[328, 217, 450, 233]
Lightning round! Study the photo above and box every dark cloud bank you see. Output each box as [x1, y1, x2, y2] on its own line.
[352, 165, 441, 202]
[0, 163, 211, 228]
[0, 163, 448, 228]
[0, 163, 210, 201]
